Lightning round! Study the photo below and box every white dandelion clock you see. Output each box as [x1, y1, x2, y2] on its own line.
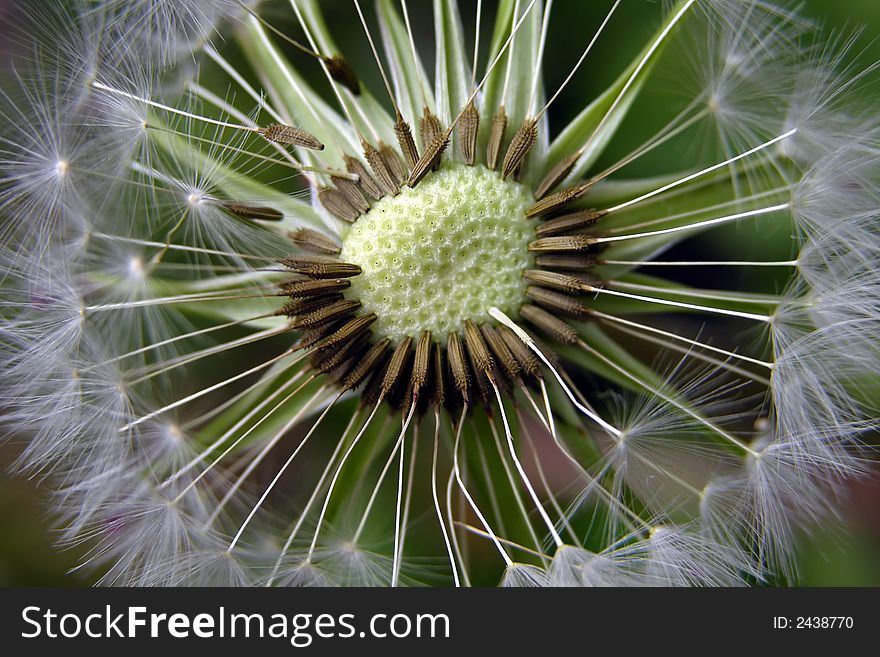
[1, 0, 878, 587]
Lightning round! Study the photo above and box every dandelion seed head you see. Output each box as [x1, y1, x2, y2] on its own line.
[93, 0, 244, 65]
[340, 163, 534, 342]
[127, 255, 145, 279]
[500, 563, 548, 587]
[1, 0, 877, 588]
[548, 546, 643, 587]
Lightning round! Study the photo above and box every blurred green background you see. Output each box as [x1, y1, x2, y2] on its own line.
[0, 0, 878, 586]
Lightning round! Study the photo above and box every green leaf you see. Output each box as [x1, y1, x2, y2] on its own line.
[433, 0, 472, 153]
[238, 17, 361, 169]
[146, 117, 329, 234]
[544, 0, 696, 181]
[574, 173, 695, 208]
[477, 0, 546, 182]
[295, 0, 398, 148]
[576, 273, 777, 320]
[558, 323, 748, 458]
[583, 169, 758, 278]
[194, 356, 336, 452]
[160, 272, 283, 328]
[556, 323, 661, 393]
[376, 0, 435, 129]
[576, 270, 778, 320]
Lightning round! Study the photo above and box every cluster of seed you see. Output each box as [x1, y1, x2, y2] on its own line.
[248, 58, 612, 414]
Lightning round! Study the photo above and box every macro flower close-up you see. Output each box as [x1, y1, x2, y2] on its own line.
[1, 0, 878, 588]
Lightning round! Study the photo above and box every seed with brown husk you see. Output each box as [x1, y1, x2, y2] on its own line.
[333, 176, 371, 213]
[294, 319, 346, 351]
[431, 343, 448, 409]
[519, 304, 579, 344]
[318, 187, 359, 222]
[221, 202, 284, 222]
[394, 111, 420, 170]
[324, 54, 360, 95]
[381, 336, 414, 398]
[464, 341, 494, 408]
[258, 124, 324, 150]
[535, 150, 582, 200]
[311, 330, 371, 375]
[523, 269, 591, 294]
[459, 100, 480, 166]
[288, 228, 341, 255]
[279, 256, 361, 279]
[314, 313, 377, 352]
[275, 293, 343, 318]
[526, 182, 592, 218]
[526, 287, 591, 319]
[536, 209, 607, 237]
[481, 324, 522, 385]
[291, 299, 362, 329]
[447, 331, 471, 404]
[535, 253, 598, 271]
[279, 278, 351, 298]
[463, 319, 495, 379]
[344, 154, 383, 200]
[408, 128, 451, 188]
[529, 235, 595, 252]
[363, 141, 399, 195]
[501, 117, 538, 180]
[411, 330, 432, 399]
[419, 107, 444, 152]
[486, 106, 508, 171]
[339, 338, 391, 392]
[379, 142, 407, 186]
[496, 324, 541, 380]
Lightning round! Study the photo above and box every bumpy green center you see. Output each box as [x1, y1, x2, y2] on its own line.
[340, 163, 535, 342]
